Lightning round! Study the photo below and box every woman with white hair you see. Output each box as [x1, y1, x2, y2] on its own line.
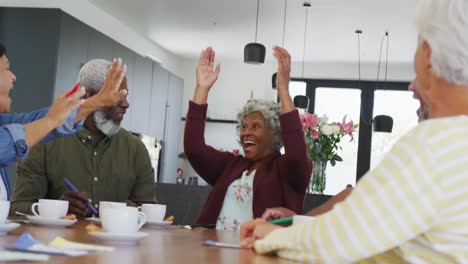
[240, 0, 468, 263]
[184, 46, 312, 231]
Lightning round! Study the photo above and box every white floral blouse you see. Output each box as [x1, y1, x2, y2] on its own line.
[216, 170, 255, 231]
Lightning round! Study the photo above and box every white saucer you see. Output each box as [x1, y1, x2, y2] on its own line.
[85, 217, 101, 225]
[0, 222, 20, 235]
[144, 220, 173, 227]
[88, 231, 148, 245]
[26, 215, 77, 228]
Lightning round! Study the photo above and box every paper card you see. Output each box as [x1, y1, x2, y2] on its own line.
[202, 240, 242, 249]
[7, 232, 88, 257]
[0, 250, 49, 262]
[50, 237, 114, 252]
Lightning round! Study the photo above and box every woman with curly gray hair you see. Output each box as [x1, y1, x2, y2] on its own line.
[237, 99, 283, 153]
[184, 46, 312, 231]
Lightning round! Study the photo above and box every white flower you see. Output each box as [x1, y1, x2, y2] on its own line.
[320, 124, 334, 136]
[319, 115, 329, 125]
[332, 125, 341, 135]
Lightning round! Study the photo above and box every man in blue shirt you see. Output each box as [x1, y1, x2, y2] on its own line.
[0, 42, 128, 200]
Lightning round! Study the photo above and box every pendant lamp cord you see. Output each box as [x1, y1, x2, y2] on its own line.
[376, 32, 389, 89]
[302, 4, 309, 78]
[255, 0, 260, 42]
[384, 32, 389, 90]
[282, 0, 288, 46]
[357, 32, 361, 86]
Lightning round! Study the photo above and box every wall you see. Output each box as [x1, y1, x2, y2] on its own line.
[179, 59, 415, 118]
[0, 8, 61, 112]
[0, 0, 184, 77]
[177, 57, 415, 186]
[0, 8, 63, 187]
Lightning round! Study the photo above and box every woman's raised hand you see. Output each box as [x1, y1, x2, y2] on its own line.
[193, 47, 221, 104]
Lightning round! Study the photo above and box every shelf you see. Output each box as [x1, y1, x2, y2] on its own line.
[181, 117, 237, 124]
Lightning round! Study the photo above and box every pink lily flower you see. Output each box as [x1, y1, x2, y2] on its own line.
[338, 115, 355, 141]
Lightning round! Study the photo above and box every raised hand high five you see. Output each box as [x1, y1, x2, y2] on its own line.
[273, 46, 295, 114]
[193, 47, 221, 104]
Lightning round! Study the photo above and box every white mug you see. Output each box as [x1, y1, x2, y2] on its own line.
[101, 207, 146, 234]
[31, 199, 68, 219]
[0, 201, 10, 223]
[98, 201, 126, 217]
[292, 215, 315, 226]
[138, 204, 166, 222]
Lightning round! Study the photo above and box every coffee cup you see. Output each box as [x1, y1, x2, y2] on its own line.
[98, 201, 126, 217]
[138, 204, 166, 222]
[31, 199, 68, 219]
[100, 207, 146, 234]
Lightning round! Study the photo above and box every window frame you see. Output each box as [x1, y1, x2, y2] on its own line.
[288, 78, 411, 182]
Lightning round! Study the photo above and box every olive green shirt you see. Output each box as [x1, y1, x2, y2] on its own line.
[11, 128, 156, 215]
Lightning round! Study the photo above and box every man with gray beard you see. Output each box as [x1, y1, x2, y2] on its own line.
[10, 59, 156, 218]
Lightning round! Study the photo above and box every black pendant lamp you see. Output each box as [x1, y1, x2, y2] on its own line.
[294, 95, 310, 109]
[292, 3, 311, 110]
[373, 31, 393, 133]
[244, 0, 266, 64]
[272, 72, 278, 89]
[355, 29, 394, 133]
[373, 115, 393, 133]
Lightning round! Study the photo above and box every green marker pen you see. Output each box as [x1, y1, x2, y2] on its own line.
[268, 216, 293, 225]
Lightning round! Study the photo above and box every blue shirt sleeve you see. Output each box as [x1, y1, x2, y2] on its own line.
[41, 107, 84, 143]
[0, 108, 48, 126]
[0, 124, 29, 168]
[0, 106, 84, 144]
[0, 107, 84, 167]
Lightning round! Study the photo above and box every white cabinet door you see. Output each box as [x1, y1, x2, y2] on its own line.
[54, 13, 89, 99]
[129, 56, 153, 134]
[112, 43, 135, 130]
[148, 64, 169, 140]
[87, 30, 113, 61]
[160, 74, 184, 183]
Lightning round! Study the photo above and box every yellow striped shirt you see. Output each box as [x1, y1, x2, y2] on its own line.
[255, 116, 468, 263]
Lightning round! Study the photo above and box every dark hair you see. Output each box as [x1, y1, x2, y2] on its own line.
[0, 42, 6, 57]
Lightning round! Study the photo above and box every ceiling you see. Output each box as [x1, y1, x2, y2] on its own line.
[89, 0, 418, 64]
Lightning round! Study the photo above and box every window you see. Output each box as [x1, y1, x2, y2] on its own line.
[371, 90, 419, 169]
[279, 81, 308, 155]
[314, 88, 361, 195]
[289, 81, 307, 99]
[291, 78, 411, 195]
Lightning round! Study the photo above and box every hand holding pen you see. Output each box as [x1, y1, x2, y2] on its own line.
[63, 178, 98, 218]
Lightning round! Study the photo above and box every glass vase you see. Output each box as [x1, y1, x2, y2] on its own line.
[310, 158, 327, 194]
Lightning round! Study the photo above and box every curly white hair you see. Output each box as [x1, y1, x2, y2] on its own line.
[78, 59, 112, 94]
[416, 0, 468, 85]
[236, 99, 282, 151]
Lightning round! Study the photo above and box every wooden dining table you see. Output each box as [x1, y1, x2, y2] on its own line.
[0, 220, 297, 264]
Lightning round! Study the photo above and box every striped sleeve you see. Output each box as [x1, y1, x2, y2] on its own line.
[254, 125, 443, 263]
